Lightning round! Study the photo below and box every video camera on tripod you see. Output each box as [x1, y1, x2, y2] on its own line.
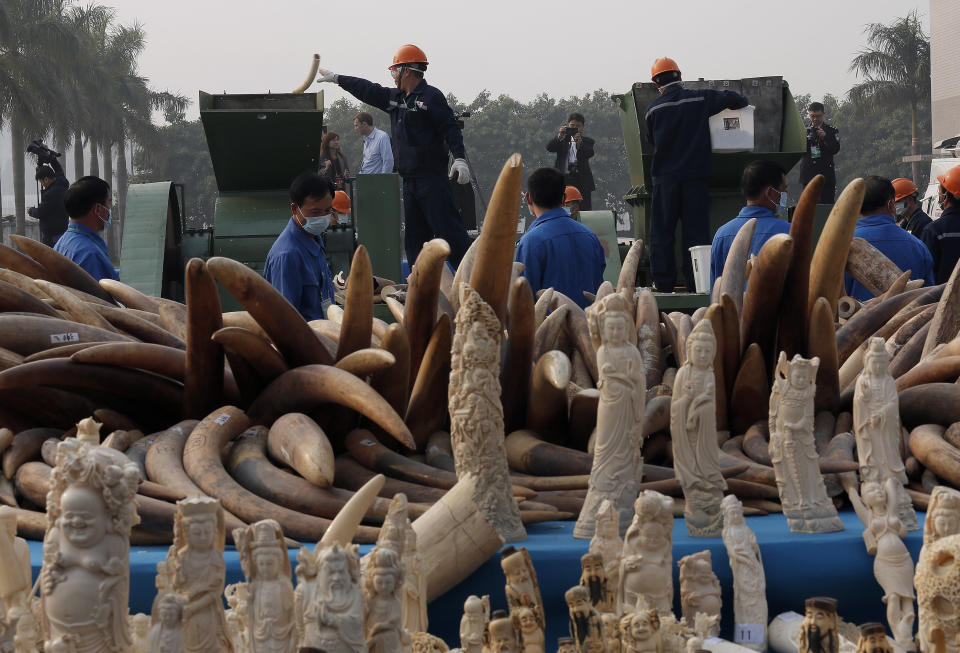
[26, 140, 62, 165]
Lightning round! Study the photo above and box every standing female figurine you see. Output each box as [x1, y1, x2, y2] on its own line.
[320, 132, 351, 190]
[853, 338, 917, 530]
[769, 352, 842, 533]
[575, 292, 646, 539]
[167, 497, 234, 652]
[671, 320, 726, 537]
[720, 495, 767, 651]
[917, 486, 960, 651]
[847, 478, 915, 651]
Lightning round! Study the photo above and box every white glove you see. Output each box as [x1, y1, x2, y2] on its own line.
[333, 270, 347, 290]
[316, 68, 339, 84]
[449, 158, 471, 184]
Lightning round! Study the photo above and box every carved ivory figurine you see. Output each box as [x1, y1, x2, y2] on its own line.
[797, 597, 839, 653]
[364, 547, 411, 653]
[575, 292, 645, 540]
[917, 486, 960, 652]
[566, 585, 608, 653]
[234, 520, 296, 653]
[486, 611, 520, 653]
[847, 479, 915, 650]
[618, 491, 674, 616]
[581, 552, 615, 614]
[412, 632, 449, 653]
[295, 543, 366, 653]
[514, 607, 545, 653]
[131, 612, 151, 653]
[460, 595, 490, 653]
[853, 337, 918, 531]
[670, 320, 726, 537]
[148, 592, 186, 653]
[678, 551, 721, 636]
[769, 353, 843, 533]
[502, 546, 544, 626]
[0, 506, 31, 650]
[589, 501, 623, 593]
[720, 495, 767, 652]
[40, 432, 140, 652]
[619, 608, 661, 653]
[166, 496, 234, 652]
[916, 532, 960, 653]
[855, 623, 892, 653]
[602, 613, 621, 653]
[449, 284, 525, 542]
[225, 582, 251, 653]
[402, 523, 428, 634]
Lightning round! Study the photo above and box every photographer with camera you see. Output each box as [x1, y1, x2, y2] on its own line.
[546, 113, 595, 210]
[799, 102, 840, 204]
[26, 140, 69, 247]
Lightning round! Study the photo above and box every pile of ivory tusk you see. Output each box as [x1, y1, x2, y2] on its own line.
[0, 158, 956, 555]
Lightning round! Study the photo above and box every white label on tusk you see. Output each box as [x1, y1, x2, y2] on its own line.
[360, 439, 375, 447]
[50, 332, 80, 344]
[214, 413, 231, 425]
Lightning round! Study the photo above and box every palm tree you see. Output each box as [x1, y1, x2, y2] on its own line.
[849, 10, 930, 182]
[0, 0, 78, 235]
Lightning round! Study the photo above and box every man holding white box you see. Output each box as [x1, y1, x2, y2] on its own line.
[645, 57, 749, 292]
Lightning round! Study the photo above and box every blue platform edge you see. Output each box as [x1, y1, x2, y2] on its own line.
[27, 510, 922, 648]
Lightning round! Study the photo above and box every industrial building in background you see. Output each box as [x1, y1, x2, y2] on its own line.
[930, 0, 960, 144]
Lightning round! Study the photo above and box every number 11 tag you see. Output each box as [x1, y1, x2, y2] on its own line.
[735, 624, 765, 644]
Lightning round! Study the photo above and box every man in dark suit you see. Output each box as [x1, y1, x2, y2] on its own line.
[547, 112, 595, 210]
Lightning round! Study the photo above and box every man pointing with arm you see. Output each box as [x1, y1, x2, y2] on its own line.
[316, 45, 473, 269]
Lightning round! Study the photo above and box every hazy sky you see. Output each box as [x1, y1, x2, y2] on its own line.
[112, 0, 928, 119]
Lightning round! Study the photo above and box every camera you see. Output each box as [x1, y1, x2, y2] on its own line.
[806, 126, 819, 142]
[26, 139, 61, 164]
[564, 126, 579, 137]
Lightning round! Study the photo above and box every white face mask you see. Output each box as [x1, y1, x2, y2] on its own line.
[770, 188, 787, 216]
[299, 208, 330, 235]
[99, 203, 112, 228]
[894, 200, 907, 217]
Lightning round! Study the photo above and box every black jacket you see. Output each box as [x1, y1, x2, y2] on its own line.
[28, 159, 69, 237]
[547, 134, 596, 192]
[921, 205, 960, 284]
[899, 207, 932, 240]
[338, 76, 464, 179]
[799, 123, 840, 183]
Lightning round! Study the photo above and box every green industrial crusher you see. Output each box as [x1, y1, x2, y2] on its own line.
[120, 90, 403, 317]
[612, 76, 834, 311]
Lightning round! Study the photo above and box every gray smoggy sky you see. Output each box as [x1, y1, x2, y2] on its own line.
[113, 0, 928, 119]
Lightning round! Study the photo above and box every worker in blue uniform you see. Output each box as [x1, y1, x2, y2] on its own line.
[645, 57, 748, 292]
[515, 167, 605, 309]
[54, 175, 118, 281]
[710, 160, 790, 286]
[263, 172, 336, 321]
[315, 45, 473, 270]
[845, 176, 933, 301]
[921, 165, 960, 284]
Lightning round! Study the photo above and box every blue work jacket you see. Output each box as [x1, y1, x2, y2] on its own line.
[263, 218, 334, 321]
[54, 222, 118, 281]
[515, 208, 605, 309]
[709, 206, 790, 287]
[845, 213, 934, 300]
[645, 85, 748, 183]
[338, 76, 464, 179]
[921, 206, 960, 284]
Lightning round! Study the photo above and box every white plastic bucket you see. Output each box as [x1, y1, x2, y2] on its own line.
[689, 245, 711, 293]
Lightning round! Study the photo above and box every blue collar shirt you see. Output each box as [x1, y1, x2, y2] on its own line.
[709, 205, 790, 286]
[53, 222, 118, 281]
[263, 217, 335, 321]
[515, 208, 605, 309]
[359, 127, 394, 174]
[845, 213, 934, 301]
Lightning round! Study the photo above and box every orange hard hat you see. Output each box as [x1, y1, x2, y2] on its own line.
[891, 178, 918, 201]
[564, 186, 583, 203]
[938, 165, 960, 197]
[332, 190, 351, 214]
[651, 57, 680, 80]
[390, 44, 428, 70]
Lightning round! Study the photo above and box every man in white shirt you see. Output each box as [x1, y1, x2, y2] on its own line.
[353, 112, 394, 174]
